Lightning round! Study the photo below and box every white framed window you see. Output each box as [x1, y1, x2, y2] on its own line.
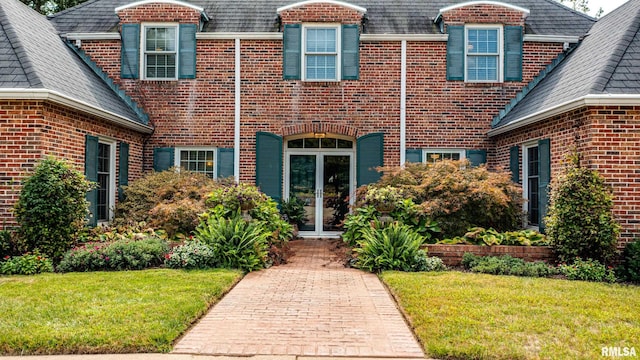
[303, 24, 340, 81]
[175, 148, 216, 178]
[142, 24, 178, 80]
[97, 139, 116, 223]
[423, 149, 465, 164]
[465, 25, 502, 82]
[522, 142, 539, 227]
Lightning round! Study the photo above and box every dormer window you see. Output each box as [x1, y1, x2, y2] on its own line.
[304, 25, 339, 81]
[144, 25, 178, 80]
[466, 26, 501, 82]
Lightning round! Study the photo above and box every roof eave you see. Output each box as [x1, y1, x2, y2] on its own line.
[0, 89, 154, 134]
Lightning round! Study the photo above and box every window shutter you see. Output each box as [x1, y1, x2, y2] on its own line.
[256, 132, 283, 202]
[153, 147, 174, 172]
[446, 26, 465, 81]
[538, 139, 551, 233]
[85, 135, 99, 227]
[118, 142, 129, 202]
[504, 26, 523, 82]
[466, 149, 487, 167]
[509, 145, 520, 183]
[405, 149, 423, 164]
[283, 24, 301, 80]
[179, 24, 197, 79]
[121, 24, 140, 79]
[341, 24, 360, 80]
[217, 148, 234, 179]
[357, 132, 384, 186]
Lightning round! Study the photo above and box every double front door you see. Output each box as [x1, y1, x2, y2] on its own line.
[287, 152, 353, 237]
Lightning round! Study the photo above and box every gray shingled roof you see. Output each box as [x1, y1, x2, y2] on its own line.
[50, 0, 594, 36]
[493, 0, 640, 129]
[0, 0, 148, 127]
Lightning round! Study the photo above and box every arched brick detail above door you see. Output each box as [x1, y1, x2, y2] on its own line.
[280, 123, 359, 138]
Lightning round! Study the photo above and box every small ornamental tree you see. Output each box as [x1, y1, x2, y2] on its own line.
[545, 153, 619, 265]
[14, 157, 93, 260]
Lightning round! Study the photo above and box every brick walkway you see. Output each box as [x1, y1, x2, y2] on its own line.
[172, 239, 425, 358]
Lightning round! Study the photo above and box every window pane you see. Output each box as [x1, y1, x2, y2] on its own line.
[306, 29, 336, 53]
[467, 55, 498, 81]
[321, 138, 337, 148]
[468, 29, 498, 54]
[337, 139, 353, 149]
[425, 151, 462, 164]
[288, 139, 304, 148]
[304, 138, 319, 148]
[306, 55, 336, 80]
[179, 150, 215, 178]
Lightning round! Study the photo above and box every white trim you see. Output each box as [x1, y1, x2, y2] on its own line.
[361, 34, 448, 42]
[65, 32, 121, 40]
[141, 23, 179, 81]
[174, 147, 218, 178]
[277, 0, 366, 14]
[488, 94, 640, 136]
[302, 23, 341, 82]
[436, 1, 529, 21]
[0, 89, 153, 133]
[423, 148, 466, 163]
[523, 34, 580, 43]
[234, 38, 241, 183]
[464, 24, 503, 83]
[197, 32, 283, 40]
[96, 138, 117, 224]
[400, 40, 406, 166]
[115, 0, 204, 13]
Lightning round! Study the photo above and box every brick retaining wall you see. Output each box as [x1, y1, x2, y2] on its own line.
[425, 244, 554, 266]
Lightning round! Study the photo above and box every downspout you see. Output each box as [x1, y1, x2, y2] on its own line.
[400, 40, 407, 166]
[234, 38, 241, 183]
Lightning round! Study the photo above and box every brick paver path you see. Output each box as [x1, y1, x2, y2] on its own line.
[172, 239, 425, 358]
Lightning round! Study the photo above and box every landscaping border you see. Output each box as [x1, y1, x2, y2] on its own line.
[425, 244, 553, 266]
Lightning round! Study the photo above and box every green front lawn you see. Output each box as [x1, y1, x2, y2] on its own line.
[0, 269, 242, 355]
[382, 271, 640, 360]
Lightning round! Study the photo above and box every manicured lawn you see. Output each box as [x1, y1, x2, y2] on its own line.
[382, 271, 640, 360]
[0, 269, 242, 355]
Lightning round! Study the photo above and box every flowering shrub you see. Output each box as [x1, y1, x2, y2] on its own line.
[0, 254, 54, 275]
[358, 185, 405, 212]
[559, 258, 617, 283]
[57, 237, 169, 272]
[206, 182, 268, 211]
[164, 241, 217, 269]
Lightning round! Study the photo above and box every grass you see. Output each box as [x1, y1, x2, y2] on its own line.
[0, 269, 242, 355]
[381, 271, 640, 360]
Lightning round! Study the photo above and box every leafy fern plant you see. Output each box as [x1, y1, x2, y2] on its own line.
[355, 222, 426, 272]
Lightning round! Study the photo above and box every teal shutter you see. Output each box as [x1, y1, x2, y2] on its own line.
[504, 26, 523, 82]
[509, 145, 520, 183]
[466, 149, 487, 167]
[153, 147, 174, 172]
[283, 24, 301, 80]
[179, 24, 197, 79]
[118, 142, 129, 202]
[121, 24, 140, 79]
[256, 132, 283, 202]
[446, 26, 465, 81]
[405, 149, 423, 163]
[341, 24, 360, 80]
[357, 132, 384, 186]
[85, 135, 99, 227]
[217, 148, 234, 179]
[538, 139, 551, 233]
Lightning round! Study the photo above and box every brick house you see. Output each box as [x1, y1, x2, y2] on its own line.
[0, 0, 638, 242]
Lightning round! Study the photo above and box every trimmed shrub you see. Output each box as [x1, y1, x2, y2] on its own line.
[164, 241, 217, 269]
[1, 254, 54, 275]
[546, 154, 619, 265]
[57, 237, 169, 272]
[14, 157, 93, 261]
[354, 222, 427, 272]
[559, 258, 616, 283]
[113, 169, 220, 238]
[372, 160, 522, 238]
[616, 241, 640, 283]
[461, 253, 558, 277]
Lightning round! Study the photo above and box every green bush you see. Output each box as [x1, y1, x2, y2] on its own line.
[280, 196, 307, 228]
[113, 169, 220, 238]
[546, 154, 619, 265]
[57, 237, 169, 272]
[461, 253, 558, 277]
[0, 253, 54, 275]
[559, 258, 616, 283]
[14, 157, 93, 261]
[616, 241, 640, 283]
[439, 228, 548, 246]
[0, 229, 19, 258]
[194, 211, 269, 272]
[354, 222, 427, 272]
[164, 241, 217, 269]
[205, 182, 267, 211]
[373, 160, 522, 238]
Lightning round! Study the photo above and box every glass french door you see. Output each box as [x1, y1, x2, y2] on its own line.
[287, 153, 352, 236]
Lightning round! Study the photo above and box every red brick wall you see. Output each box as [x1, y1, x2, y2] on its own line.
[278, 3, 364, 25]
[116, 3, 201, 24]
[441, 4, 527, 28]
[0, 100, 145, 227]
[492, 106, 640, 245]
[426, 244, 553, 266]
